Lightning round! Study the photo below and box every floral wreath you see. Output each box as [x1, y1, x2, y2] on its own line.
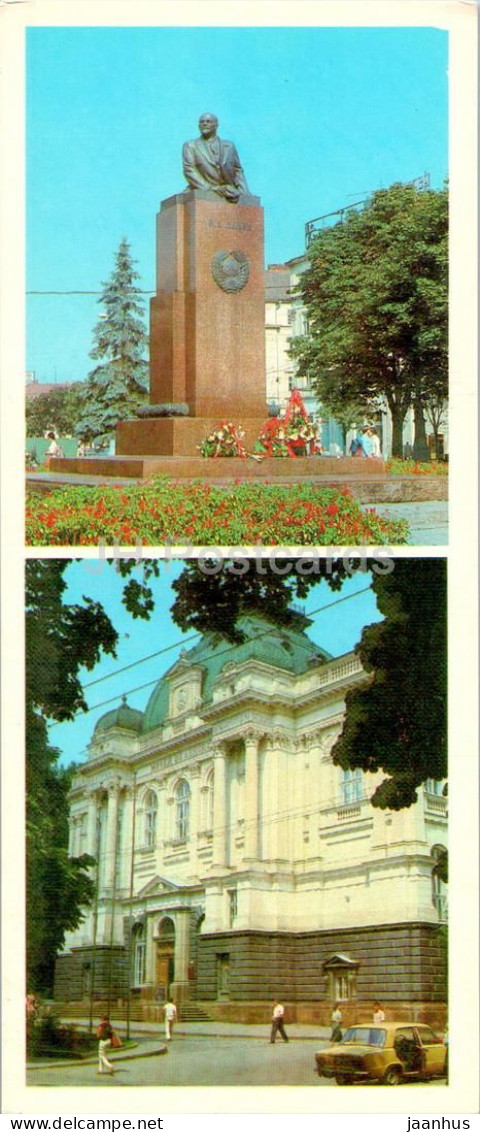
[199, 391, 322, 460]
[258, 389, 321, 458]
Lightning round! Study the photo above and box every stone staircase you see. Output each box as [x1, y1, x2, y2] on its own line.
[54, 1000, 212, 1024]
[176, 1003, 212, 1022]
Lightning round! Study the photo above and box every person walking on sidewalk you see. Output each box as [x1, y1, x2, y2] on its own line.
[330, 1002, 343, 1042]
[163, 998, 177, 1042]
[270, 1001, 289, 1044]
[97, 1015, 114, 1075]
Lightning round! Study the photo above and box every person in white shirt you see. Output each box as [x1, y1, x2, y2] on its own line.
[368, 427, 381, 457]
[269, 1000, 289, 1043]
[330, 1002, 343, 1041]
[45, 431, 64, 458]
[373, 1001, 386, 1024]
[163, 998, 177, 1041]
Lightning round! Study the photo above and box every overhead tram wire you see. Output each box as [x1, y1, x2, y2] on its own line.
[48, 583, 375, 729]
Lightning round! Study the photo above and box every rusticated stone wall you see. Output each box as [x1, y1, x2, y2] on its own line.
[196, 922, 446, 1006]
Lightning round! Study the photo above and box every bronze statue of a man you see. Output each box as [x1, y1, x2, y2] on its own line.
[182, 113, 250, 203]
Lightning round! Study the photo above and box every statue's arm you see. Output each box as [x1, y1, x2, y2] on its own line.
[182, 141, 210, 190]
[231, 144, 249, 194]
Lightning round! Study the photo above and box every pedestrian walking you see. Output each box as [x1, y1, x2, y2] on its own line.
[330, 1002, 343, 1042]
[373, 1001, 385, 1024]
[97, 1014, 114, 1075]
[163, 998, 177, 1041]
[269, 1000, 289, 1043]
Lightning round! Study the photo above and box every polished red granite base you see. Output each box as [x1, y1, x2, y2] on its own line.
[49, 454, 386, 479]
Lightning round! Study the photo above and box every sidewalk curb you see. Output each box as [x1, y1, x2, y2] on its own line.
[27, 1044, 167, 1071]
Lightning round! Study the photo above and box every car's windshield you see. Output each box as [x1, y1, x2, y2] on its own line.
[340, 1027, 386, 1047]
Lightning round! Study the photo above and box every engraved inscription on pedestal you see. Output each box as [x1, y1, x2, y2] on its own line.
[211, 250, 250, 293]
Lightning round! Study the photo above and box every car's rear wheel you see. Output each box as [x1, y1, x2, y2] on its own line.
[383, 1066, 402, 1086]
[335, 1074, 354, 1086]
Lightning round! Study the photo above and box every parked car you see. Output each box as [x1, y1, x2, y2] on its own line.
[315, 1021, 447, 1086]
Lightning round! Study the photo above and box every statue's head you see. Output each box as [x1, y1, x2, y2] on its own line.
[199, 112, 218, 137]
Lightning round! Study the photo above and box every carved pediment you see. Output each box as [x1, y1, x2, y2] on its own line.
[323, 952, 358, 970]
[137, 874, 182, 898]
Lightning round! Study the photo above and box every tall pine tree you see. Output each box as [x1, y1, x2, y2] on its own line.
[76, 238, 149, 444]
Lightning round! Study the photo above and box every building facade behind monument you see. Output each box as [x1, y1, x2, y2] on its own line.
[55, 612, 447, 1022]
[264, 257, 449, 459]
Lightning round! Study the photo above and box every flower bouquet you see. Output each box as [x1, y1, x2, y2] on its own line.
[198, 421, 248, 458]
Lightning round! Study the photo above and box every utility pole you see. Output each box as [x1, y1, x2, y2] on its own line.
[88, 805, 102, 1034]
[126, 773, 137, 1041]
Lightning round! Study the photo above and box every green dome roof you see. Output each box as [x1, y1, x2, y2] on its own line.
[94, 696, 144, 734]
[142, 611, 331, 733]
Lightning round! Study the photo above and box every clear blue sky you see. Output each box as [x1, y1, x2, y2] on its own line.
[26, 25, 448, 385]
[48, 558, 384, 767]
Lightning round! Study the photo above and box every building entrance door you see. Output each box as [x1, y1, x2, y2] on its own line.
[156, 942, 174, 1000]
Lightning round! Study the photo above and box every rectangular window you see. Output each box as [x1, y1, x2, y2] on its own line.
[228, 888, 238, 926]
[134, 942, 146, 986]
[145, 811, 156, 848]
[425, 779, 443, 795]
[341, 769, 363, 805]
[334, 974, 350, 1001]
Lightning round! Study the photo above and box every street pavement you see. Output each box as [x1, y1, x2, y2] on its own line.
[27, 1023, 446, 1089]
[361, 501, 448, 545]
[27, 1033, 329, 1088]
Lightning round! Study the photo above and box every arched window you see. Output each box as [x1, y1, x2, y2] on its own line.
[340, 768, 363, 805]
[431, 845, 448, 922]
[144, 790, 158, 849]
[133, 923, 146, 986]
[175, 779, 190, 842]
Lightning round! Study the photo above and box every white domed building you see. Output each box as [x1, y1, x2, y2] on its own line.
[55, 609, 447, 1024]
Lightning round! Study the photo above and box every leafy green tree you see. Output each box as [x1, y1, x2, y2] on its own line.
[26, 561, 118, 992]
[331, 558, 447, 808]
[76, 238, 149, 444]
[291, 184, 448, 457]
[26, 384, 87, 438]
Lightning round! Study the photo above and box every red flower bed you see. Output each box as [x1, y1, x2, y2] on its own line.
[26, 480, 409, 547]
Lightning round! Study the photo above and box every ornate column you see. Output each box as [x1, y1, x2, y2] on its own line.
[211, 743, 228, 870]
[68, 815, 77, 856]
[188, 765, 200, 877]
[171, 908, 191, 1006]
[104, 779, 121, 891]
[86, 791, 99, 859]
[244, 729, 262, 863]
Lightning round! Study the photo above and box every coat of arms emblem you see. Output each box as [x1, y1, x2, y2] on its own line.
[211, 250, 250, 293]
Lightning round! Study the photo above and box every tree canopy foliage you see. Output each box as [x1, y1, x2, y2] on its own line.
[331, 558, 447, 809]
[26, 561, 118, 992]
[26, 383, 87, 439]
[291, 184, 448, 456]
[76, 238, 149, 444]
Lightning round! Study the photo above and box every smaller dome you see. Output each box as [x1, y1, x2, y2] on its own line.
[94, 695, 143, 734]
